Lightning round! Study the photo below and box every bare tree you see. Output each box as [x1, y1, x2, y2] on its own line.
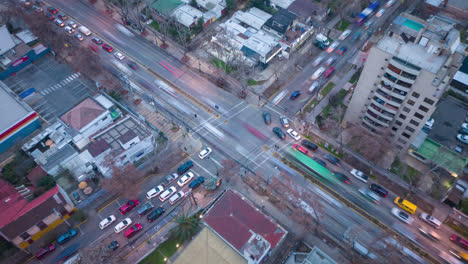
[174, 22, 191, 61]
[100, 155, 143, 199]
[346, 125, 393, 165]
[79, 238, 120, 264]
[69, 47, 104, 79]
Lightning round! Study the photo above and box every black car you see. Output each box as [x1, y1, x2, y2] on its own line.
[34, 0, 44, 6]
[177, 161, 193, 175]
[370, 183, 388, 197]
[92, 36, 103, 45]
[47, 6, 58, 14]
[273, 127, 286, 140]
[301, 140, 318, 151]
[263, 112, 271, 125]
[189, 176, 205, 189]
[108, 241, 119, 251]
[58, 13, 67, 20]
[147, 207, 165, 222]
[332, 171, 351, 184]
[312, 157, 327, 167]
[324, 154, 340, 166]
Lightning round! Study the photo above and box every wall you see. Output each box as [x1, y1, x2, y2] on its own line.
[0, 47, 49, 80]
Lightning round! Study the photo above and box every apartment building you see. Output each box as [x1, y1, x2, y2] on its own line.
[344, 13, 460, 153]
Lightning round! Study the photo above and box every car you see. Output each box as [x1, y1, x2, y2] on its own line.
[46, 13, 55, 20]
[459, 128, 468, 135]
[457, 134, 468, 144]
[67, 20, 77, 28]
[127, 60, 138, 70]
[47, 6, 58, 14]
[32, 5, 43, 12]
[102, 43, 113, 52]
[324, 154, 340, 166]
[114, 52, 125, 60]
[89, 44, 99, 53]
[147, 207, 165, 222]
[57, 229, 77, 245]
[34, 0, 44, 6]
[391, 207, 413, 224]
[350, 169, 369, 183]
[99, 215, 116, 229]
[164, 173, 179, 185]
[385, 0, 395, 7]
[311, 67, 326, 80]
[418, 227, 440, 241]
[290, 91, 301, 100]
[74, 33, 84, 41]
[312, 157, 327, 167]
[308, 82, 320, 94]
[359, 187, 381, 204]
[160, 186, 177, 202]
[287, 129, 301, 141]
[326, 41, 340, 53]
[35, 244, 55, 259]
[462, 123, 468, 129]
[73, 192, 81, 203]
[351, 32, 361, 42]
[301, 140, 318, 151]
[280, 116, 289, 128]
[58, 13, 67, 20]
[332, 171, 351, 184]
[293, 144, 308, 154]
[376, 8, 385, 18]
[146, 185, 164, 199]
[369, 183, 388, 197]
[312, 56, 325, 67]
[177, 171, 194, 187]
[169, 191, 185, 205]
[114, 218, 132, 233]
[273, 127, 286, 140]
[78, 26, 91, 36]
[451, 235, 468, 250]
[108, 241, 119, 251]
[54, 19, 64, 27]
[177, 161, 193, 175]
[119, 200, 139, 214]
[64, 26, 74, 34]
[137, 202, 154, 217]
[198, 147, 212, 159]
[419, 212, 441, 228]
[92, 36, 103, 45]
[323, 66, 335, 78]
[325, 57, 336, 66]
[124, 223, 142, 238]
[263, 112, 271, 125]
[338, 29, 351, 41]
[189, 176, 205, 189]
[336, 46, 347, 55]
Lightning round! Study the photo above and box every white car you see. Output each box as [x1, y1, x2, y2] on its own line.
[64, 26, 74, 34]
[338, 29, 351, 41]
[177, 171, 194, 187]
[457, 134, 468, 144]
[159, 186, 177, 202]
[286, 129, 300, 141]
[146, 185, 164, 199]
[358, 187, 381, 204]
[114, 52, 125, 60]
[198, 147, 212, 159]
[99, 215, 116, 229]
[385, 0, 394, 7]
[391, 207, 413, 224]
[419, 212, 441, 228]
[67, 20, 77, 28]
[74, 33, 84, 41]
[169, 191, 185, 205]
[350, 169, 369, 183]
[325, 57, 336, 66]
[114, 218, 132, 233]
[462, 123, 468, 129]
[376, 8, 385, 18]
[326, 41, 340, 53]
[312, 56, 325, 67]
[54, 19, 64, 27]
[311, 67, 326, 80]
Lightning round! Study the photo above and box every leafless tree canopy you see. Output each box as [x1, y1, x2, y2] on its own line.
[346, 125, 393, 164]
[100, 155, 143, 199]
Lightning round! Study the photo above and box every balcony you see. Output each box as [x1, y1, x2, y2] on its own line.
[365, 113, 390, 127]
[368, 105, 382, 117]
[370, 103, 383, 112]
[376, 88, 389, 98]
[372, 96, 385, 106]
[390, 57, 421, 76]
[383, 73, 397, 84]
[392, 81, 411, 93]
[384, 103, 398, 113]
[363, 116, 380, 129]
[380, 81, 392, 91]
[378, 111, 394, 121]
[389, 89, 406, 100]
[396, 74, 416, 85]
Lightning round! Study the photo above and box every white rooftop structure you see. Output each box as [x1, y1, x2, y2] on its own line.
[231, 8, 272, 30]
[0, 25, 15, 56]
[270, 0, 295, 9]
[243, 29, 280, 58]
[173, 5, 204, 28]
[15, 30, 37, 44]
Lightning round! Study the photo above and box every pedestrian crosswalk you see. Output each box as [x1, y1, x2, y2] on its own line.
[40, 72, 81, 95]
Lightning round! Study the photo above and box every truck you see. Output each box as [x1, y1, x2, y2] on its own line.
[314, 34, 330, 50]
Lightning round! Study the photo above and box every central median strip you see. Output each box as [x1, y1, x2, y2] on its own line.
[279, 154, 441, 264]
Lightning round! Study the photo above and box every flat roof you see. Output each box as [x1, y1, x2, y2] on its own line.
[173, 227, 247, 264]
[0, 25, 15, 56]
[0, 81, 34, 134]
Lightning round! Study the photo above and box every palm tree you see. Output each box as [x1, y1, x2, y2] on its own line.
[170, 212, 200, 241]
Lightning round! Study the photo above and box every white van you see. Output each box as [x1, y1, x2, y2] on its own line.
[169, 191, 185, 205]
[78, 26, 91, 36]
[308, 82, 319, 93]
[338, 29, 352, 41]
[311, 67, 326, 80]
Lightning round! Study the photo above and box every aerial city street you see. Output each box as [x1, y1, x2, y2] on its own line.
[0, 0, 468, 263]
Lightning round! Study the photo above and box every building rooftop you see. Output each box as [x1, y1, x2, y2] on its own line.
[147, 0, 184, 14]
[0, 25, 15, 56]
[27, 166, 48, 186]
[287, 0, 325, 21]
[448, 0, 468, 10]
[0, 81, 35, 137]
[263, 9, 297, 36]
[270, 0, 295, 9]
[60, 98, 106, 132]
[231, 8, 271, 30]
[173, 5, 204, 27]
[204, 189, 287, 263]
[87, 139, 111, 157]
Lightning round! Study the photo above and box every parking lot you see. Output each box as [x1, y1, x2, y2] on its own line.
[4, 55, 95, 122]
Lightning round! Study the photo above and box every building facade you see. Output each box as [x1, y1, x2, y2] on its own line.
[344, 13, 460, 152]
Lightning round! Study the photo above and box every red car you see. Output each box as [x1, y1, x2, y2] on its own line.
[293, 144, 308, 155]
[47, 7, 58, 14]
[102, 43, 113, 52]
[89, 44, 99, 53]
[451, 235, 468, 250]
[119, 200, 139, 214]
[124, 223, 142, 238]
[35, 244, 55, 259]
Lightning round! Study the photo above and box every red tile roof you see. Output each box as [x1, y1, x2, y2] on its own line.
[204, 189, 286, 253]
[27, 166, 47, 186]
[60, 98, 105, 131]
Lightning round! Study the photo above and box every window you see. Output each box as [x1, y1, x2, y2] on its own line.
[395, 120, 402, 126]
[392, 127, 398, 131]
[410, 119, 420, 126]
[412, 92, 420, 98]
[414, 112, 424, 119]
[399, 114, 406, 120]
[20, 232, 30, 240]
[405, 126, 415, 133]
[397, 138, 407, 145]
[418, 105, 429, 112]
[402, 107, 410, 113]
[423, 98, 434, 105]
[407, 100, 415, 106]
[37, 220, 48, 230]
[402, 132, 411, 139]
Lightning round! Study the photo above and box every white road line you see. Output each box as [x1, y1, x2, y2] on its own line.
[56, 84, 62, 88]
[209, 157, 224, 168]
[189, 159, 217, 178]
[265, 104, 285, 116]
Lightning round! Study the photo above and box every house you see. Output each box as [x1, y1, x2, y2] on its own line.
[172, 5, 204, 28]
[147, 0, 184, 15]
[262, 9, 297, 38]
[0, 180, 74, 250]
[287, 0, 327, 22]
